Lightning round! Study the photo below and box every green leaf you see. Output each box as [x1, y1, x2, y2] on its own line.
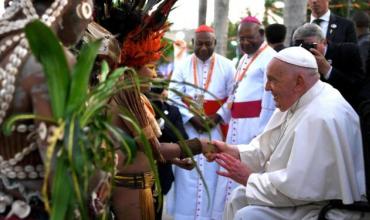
[2, 114, 56, 135]
[66, 40, 101, 114]
[50, 156, 72, 220]
[25, 20, 70, 119]
[64, 118, 89, 219]
[104, 121, 137, 165]
[80, 67, 126, 127]
[100, 60, 110, 82]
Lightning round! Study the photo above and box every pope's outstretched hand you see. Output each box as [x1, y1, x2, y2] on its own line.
[200, 139, 240, 162]
[215, 153, 251, 185]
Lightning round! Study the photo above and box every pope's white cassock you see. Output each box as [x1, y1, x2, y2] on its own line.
[212, 43, 276, 219]
[225, 80, 367, 220]
[167, 53, 236, 219]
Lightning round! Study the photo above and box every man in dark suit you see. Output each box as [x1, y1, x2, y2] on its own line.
[293, 23, 365, 110]
[357, 38, 370, 105]
[308, 0, 357, 44]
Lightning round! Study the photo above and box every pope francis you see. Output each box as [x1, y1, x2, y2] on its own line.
[208, 47, 367, 220]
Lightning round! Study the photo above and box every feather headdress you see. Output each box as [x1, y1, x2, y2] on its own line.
[96, 0, 176, 67]
[95, 0, 177, 161]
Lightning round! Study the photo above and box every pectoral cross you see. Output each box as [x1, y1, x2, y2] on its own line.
[227, 83, 239, 109]
[194, 93, 205, 112]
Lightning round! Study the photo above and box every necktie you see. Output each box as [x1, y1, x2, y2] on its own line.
[312, 18, 323, 26]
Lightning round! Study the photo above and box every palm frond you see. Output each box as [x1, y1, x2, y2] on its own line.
[23, 20, 137, 219]
[67, 40, 102, 114]
[25, 20, 70, 119]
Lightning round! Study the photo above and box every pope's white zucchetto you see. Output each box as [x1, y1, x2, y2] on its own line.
[274, 46, 318, 69]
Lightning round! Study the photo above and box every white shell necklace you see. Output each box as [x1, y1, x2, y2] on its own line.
[0, 0, 68, 125]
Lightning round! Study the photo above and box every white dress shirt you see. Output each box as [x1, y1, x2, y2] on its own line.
[310, 10, 331, 37]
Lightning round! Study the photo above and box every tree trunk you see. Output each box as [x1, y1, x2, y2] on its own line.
[214, 0, 230, 56]
[283, 0, 307, 45]
[198, 0, 207, 26]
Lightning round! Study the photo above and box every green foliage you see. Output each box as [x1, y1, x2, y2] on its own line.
[50, 156, 73, 220]
[226, 22, 239, 61]
[159, 37, 174, 65]
[25, 20, 69, 119]
[263, 0, 284, 26]
[14, 20, 138, 219]
[6, 19, 216, 219]
[67, 39, 102, 114]
[314, 0, 369, 18]
[332, 0, 370, 17]
[2, 114, 56, 136]
[148, 76, 226, 208]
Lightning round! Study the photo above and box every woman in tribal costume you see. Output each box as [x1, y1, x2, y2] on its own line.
[94, 1, 195, 219]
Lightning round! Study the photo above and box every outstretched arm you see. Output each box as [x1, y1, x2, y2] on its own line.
[159, 138, 239, 161]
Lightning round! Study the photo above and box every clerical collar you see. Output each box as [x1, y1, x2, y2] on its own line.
[311, 10, 331, 23]
[288, 80, 325, 113]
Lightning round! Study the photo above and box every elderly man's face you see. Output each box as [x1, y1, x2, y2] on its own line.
[308, 0, 329, 18]
[193, 32, 216, 62]
[265, 59, 299, 111]
[238, 23, 264, 55]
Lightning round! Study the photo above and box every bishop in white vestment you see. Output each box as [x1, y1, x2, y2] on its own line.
[212, 16, 276, 220]
[167, 25, 235, 220]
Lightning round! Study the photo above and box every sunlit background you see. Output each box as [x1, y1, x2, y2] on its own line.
[168, 0, 270, 30]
